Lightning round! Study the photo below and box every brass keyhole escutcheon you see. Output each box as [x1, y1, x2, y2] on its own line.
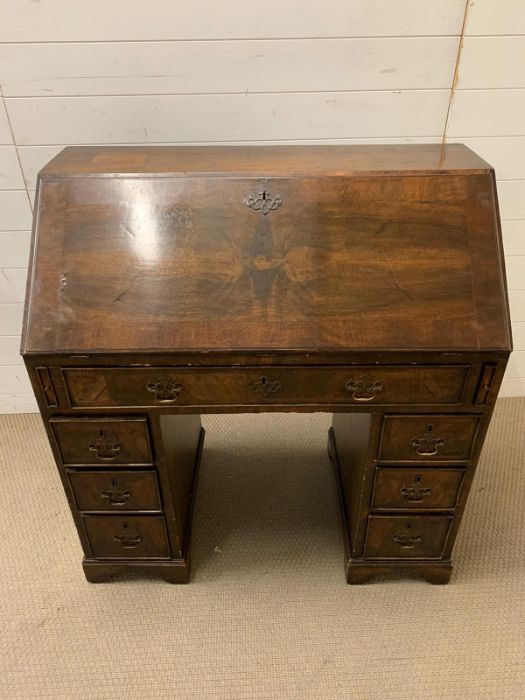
[410, 424, 445, 456]
[88, 429, 121, 461]
[244, 190, 282, 215]
[250, 375, 282, 398]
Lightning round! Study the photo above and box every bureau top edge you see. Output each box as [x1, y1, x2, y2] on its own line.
[21, 349, 511, 363]
[38, 143, 494, 180]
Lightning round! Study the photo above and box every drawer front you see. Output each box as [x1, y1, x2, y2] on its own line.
[378, 415, 479, 463]
[82, 515, 170, 559]
[364, 515, 453, 560]
[50, 418, 153, 466]
[68, 470, 161, 512]
[371, 468, 464, 511]
[62, 365, 469, 408]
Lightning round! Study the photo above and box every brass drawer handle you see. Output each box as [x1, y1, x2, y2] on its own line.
[88, 430, 121, 461]
[146, 378, 183, 404]
[400, 486, 432, 502]
[400, 474, 432, 502]
[410, 424, 445, 456]
[344, 375, 383, 401]
[101, 479, 131, 506]
[114, 522, 141, 549]
[393, 533, 422, 549]
[393, 521, 421, 549]
[250, 376, 282, 398]
[244, 190, 282, 215]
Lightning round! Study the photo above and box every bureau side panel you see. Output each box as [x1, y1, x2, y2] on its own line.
[330, 413, 382, 557]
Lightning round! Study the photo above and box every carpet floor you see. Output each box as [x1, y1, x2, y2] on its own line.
[0, 399, 524, 699]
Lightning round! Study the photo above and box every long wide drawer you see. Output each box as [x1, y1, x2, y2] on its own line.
[364, 515, 453, 560]
[68, 469, 161, 512]
[371, 467, 464, 510]
[62, 365, 470, 408]
[50, 417, 153, 466]
[82, 515, 170, 559]
[378, 415, 480, 463]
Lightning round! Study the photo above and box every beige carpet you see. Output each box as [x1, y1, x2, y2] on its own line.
[0, 400, 524, 699]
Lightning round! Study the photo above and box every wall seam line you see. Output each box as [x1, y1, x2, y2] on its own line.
[0, 91, 33, 211]
[441, 0, 471, 156]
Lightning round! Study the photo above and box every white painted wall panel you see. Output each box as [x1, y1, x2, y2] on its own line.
[5, 92, 449, 146]
[505, 257, 525, 291]
[0, 268, 28, 304]
[458, 37, 525, 89]
[0, 0, 466, 42]
[466, 0, 525, 36]
[0, 336, 23, 365]
[505, 351, 525, 378]
[512, 322, 525, 348]
[0, 304, 24, 336]
[0, 146, 25, 188]
[0, 231, 31, 267]
[17, 146, 65, 190]
[502, 221, 525, 256]
[0, 385, 35, 416]
[0, 394, 37, 413]
[497, 182, 525, 221]
[448, 90, 525, 137]
[0, 101, 13, 144]
[461, 137, 525, 180]
[499, 378, 525, 396]
[0, 191, 32, 231]
[0, 38, 457, 97]
[509, 291, 525, 322]
[0, 366, 33, 393]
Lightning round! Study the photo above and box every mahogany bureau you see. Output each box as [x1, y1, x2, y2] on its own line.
[21, 144, 512, 585]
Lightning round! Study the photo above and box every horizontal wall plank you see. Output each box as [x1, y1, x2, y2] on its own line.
[0, 268, 28, 303]
[460, 137, 525, 180]
[0, 231, 31, 267]
[0, 393, 38, 413]
[0, 38, 458, 97]
[18, 137, 443, 190]
[502, 221, 525, 256]
[5, 92, 450, 145]
[511, 322, 525, 348]
[0, 0, 466, 42]
[17, 146, 62, 190]
[0, 100, 12, 144]
[448, 89, 525, 137]
[505, 350, 525, 379]
[0, 336, 23, 364]
[509, 291, 525, 322]
[0, 145, 25, 188]
[458, 37, 525, 89]
[505, 256, 525, 291]
[0, 366, 32, 393]
[497, 181, 525, 220]
[498, 377, 525, 397]
[0, 303, 24, 335]
[0, 191, 32, 230]
[466, 0, 525, 36]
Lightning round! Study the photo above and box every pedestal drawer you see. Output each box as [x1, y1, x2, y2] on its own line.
[62, 365, 470, 408]
[371, 468, 464, 510]
[378, 415, 480, 463]
[364, 515, 453, 560]
[82, 515, 170, 559]
[68, 470, 161, 512]
[50, 417, 153, 466]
